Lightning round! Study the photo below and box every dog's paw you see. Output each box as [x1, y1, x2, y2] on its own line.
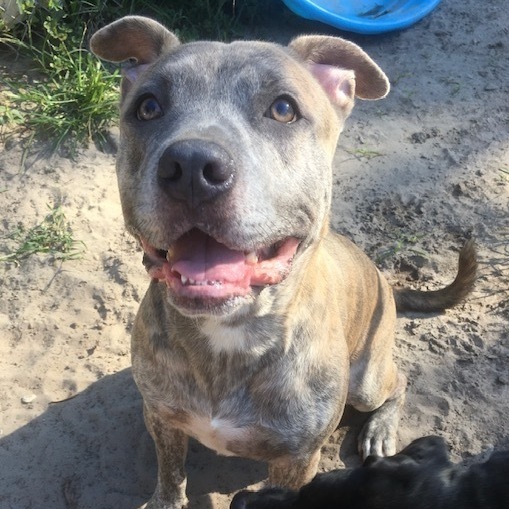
[358, 413, 398, 459]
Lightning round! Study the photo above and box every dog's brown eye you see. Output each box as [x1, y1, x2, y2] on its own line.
[267, 98, 298, 123]
[137, 96, 163, 121]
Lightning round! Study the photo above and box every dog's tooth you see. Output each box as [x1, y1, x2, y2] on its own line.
[245, 251, 258, 264]
[179, 277, 223, 286]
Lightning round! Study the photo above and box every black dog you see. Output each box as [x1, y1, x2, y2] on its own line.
[231, 436, 509, 509]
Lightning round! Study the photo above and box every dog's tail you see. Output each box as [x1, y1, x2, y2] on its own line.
[393, 240, 477, 312]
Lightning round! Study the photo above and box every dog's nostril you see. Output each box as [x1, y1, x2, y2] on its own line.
[203, 162, 230, 184]
[169, 163, 183, 182]
[158, 161, 183, 182]
[230, 493, 247, 509]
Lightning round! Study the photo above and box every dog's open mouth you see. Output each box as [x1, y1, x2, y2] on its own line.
[140, 228, 300, 301]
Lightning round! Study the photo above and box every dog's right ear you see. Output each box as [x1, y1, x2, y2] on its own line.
[90, 16, 179, 85]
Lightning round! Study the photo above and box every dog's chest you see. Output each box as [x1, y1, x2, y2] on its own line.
[178, 322, 268, 456]
[199, 317, 275, 355]
[199, 319, 249, 354]
[184, 415, 251, 457]
[145, 314, 341, 460]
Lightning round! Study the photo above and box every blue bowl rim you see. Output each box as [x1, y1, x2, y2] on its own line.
[282, 0, 442, 34]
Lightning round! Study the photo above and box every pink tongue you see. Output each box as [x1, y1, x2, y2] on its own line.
[170, 230, 248, 283]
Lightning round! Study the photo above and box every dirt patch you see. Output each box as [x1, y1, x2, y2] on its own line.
[1, 1, 508, 507]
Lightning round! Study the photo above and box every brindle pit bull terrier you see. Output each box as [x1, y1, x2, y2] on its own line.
[90, 16, 477, 509]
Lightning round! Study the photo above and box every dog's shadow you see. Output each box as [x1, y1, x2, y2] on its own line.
[0, 368, 265, 509]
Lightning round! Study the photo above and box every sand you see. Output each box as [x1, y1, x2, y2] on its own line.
[1, 0, 508, 507]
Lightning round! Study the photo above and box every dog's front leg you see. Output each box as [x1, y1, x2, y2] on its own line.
[141, 404, 189, 509]
[357, 372, 407, 458]
[268, 449, 321, 490]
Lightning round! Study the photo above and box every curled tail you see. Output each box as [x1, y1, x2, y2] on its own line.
[394, 240, 477, 312]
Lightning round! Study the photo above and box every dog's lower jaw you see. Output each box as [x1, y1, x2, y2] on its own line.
[164, 287, 256, 318]
[168, 274, 282, 322]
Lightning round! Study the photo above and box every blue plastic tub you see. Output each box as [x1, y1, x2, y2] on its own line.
[281, 0, 442, 34]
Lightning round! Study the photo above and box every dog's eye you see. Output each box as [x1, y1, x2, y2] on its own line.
[266, 97, 299, 124]
[137, 96, 163, 121]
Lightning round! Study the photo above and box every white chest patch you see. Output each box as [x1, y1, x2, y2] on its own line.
[200, 319, 249, 354]
[187, 415, 249, 456]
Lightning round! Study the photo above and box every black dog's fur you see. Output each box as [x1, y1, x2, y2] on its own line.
[231, 436, 509, 509]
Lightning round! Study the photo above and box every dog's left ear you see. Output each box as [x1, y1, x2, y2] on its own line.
[398, 436, 451, 466]
[90, 16, 180, 85]
[289, 35, 389, 114]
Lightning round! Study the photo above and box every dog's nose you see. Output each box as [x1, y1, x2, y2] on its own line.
[157, 139, 235, 207]
[229, 492, 248, 509]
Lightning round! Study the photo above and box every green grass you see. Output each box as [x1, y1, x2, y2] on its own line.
[1, 35, 119, 150]
[0, 0, 276, 151]
[1, 1, 121, 151]
[375, 232, 425, 264]
[345, 147, 385, 160]
[0, 204, 86, 265]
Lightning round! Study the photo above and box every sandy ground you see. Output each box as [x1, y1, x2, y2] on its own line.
[1, 1, 508, 507]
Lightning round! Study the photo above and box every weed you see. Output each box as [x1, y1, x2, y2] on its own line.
[2, 43, 119, 150]
[375, 232, 425, 264]
[345, 147, 385, 160]
[0, 204, 86, 265]
[391, 72, 412, 86]
[1, 5, 120, 152]
[0, 91, 24, 127]
[439, 76, 461, 95]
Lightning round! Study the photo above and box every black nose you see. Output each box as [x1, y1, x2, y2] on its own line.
[230, 491, 248, 509]
[157, 139, 235, 207]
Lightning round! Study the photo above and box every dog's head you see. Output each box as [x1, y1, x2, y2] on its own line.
[230, 436, 452, 509]
[91, 16, 389, 317]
